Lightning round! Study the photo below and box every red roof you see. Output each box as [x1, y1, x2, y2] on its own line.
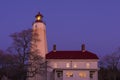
[46, 51, 99, 59]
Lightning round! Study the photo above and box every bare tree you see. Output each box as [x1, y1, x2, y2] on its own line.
[0, 49, 18, 80]
[7, 29, 46, 80]
[99, 48, 120, 80]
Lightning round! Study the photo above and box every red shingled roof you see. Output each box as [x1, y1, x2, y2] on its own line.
[46, 51, 99, 59]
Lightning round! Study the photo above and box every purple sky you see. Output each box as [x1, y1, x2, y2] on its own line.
[0, 0, 120, 56]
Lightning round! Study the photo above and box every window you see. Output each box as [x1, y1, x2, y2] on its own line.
[79, 72, 86, 78]
[54, 63, 57, 68]
[86, 63, 90, 68]
[66, 72, 73, 77]
[90, 71, 95, 79]
[35, 25, 37, 28]
[56, 71, 63, 78]
[66, 63, 70, 68]
[73, 64, 77, 68]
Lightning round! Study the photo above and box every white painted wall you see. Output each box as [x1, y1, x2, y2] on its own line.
[27, 22, 48, 80]
[47, 59, 98, 80]
[47, 59, 98, 69]
[32, 22, 48, 58]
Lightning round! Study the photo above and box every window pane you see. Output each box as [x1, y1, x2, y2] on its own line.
[86, 63, 90, 68]
[73, 64, 77, 68]
[90, 71, 95, 79]
[56, 71, 63, 78]
[66, 72, 73, 77]
[79, 72, 86, 78]
[54, 63, 57, 68]
[66, 63, 70, 68]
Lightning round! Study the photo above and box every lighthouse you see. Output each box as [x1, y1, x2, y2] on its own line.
[27, 12, 48, 80]
[32, 12, 48, 58]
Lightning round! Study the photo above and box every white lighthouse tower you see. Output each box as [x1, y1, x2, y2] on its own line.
[27, 12, 48, 80]
[32, 12, 48, 58]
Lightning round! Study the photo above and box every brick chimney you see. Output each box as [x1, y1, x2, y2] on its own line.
[81, 44, 85, 52]
[53, 44, 56, 52]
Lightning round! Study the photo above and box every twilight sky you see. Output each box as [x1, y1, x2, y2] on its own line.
[0, 0, 120, 56]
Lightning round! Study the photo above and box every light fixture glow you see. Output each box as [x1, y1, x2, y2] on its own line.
[66, 63, 70, 68]
[37, 16, 41, 21]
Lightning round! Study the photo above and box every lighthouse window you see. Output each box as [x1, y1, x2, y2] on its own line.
[35, 25, 37, 28]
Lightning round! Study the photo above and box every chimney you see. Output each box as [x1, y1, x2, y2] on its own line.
[81, 44, 85, 52]
[53, 44, 56, 52]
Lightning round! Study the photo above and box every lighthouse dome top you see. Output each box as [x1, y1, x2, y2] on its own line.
[35, 12, 43, 22]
